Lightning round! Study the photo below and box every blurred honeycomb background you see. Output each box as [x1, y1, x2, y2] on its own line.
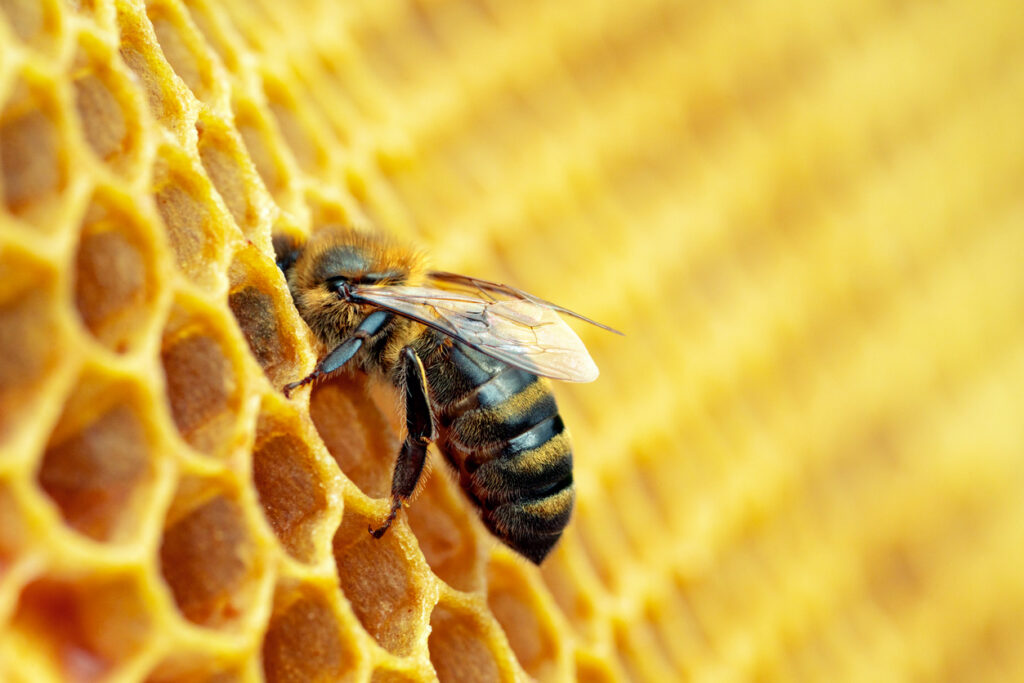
[1, 0, 1023, 681]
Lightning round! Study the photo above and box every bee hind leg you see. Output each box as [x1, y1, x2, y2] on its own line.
[370, 346, 434, 538]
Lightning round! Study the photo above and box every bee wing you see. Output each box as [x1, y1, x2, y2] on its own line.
[351, 285, 601, 382]
[427, 271, 623, 335]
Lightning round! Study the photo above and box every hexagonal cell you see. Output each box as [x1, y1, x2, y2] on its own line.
[539, 535, 598, 634]
[604, 466, 663, 562]
[261, 585, 362, 683]
[263, 75, 328, 175]
[160, 301, 243, 456]
[306, 190, 356, 232]
[71, 38, 143, 174]
[9, 574, 152, 681]
[198, 116, 262, 233]
[343, 167, 385, 231]
[213, 0, 269, 54]
[158, 482, 261, 629]
[639, 576, 713, 678]
[37, 369, 156, 543]
[350, 15, 417, 88]
[181, 0, 240, 74]
[291, 64, 353, 152]
[0, 74, 70, 229]
[573, 500, 627, 592]
[487, 557, 561, 681]
[612, 619, 675, 682]
[633, 444, 684, 524]
[0, 246, 62, 443]
[227, 246, 302, 386]
[0, 0, 60, 51]
[233, 97, 290, 200]
[309, 51, 376, 121]
[332, 507, 433, 656]
[309, 374, 401, 499]
[153, 147, 229, 286]
[252, 406, 331, 563]
[428, 599, 512, 683]
[643, 601, 694, 677]
[73, 187, 160, 353]
[117, 4, 187, 127]
[227, 281, 285, 375]
[404, 467, 483, 593]
[146, 2, 216, 102]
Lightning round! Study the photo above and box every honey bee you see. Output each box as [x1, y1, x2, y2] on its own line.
[273, 228, 618, 564]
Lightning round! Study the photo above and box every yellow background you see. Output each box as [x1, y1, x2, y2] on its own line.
[0, 0, 1022, 681]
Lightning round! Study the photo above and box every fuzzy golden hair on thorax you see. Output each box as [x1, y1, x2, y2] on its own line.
[279, 228, 428, 349]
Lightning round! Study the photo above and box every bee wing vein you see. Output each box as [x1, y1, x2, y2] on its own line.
[352, 285, 599, 382]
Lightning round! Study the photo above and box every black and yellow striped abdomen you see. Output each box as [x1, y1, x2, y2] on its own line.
[419, 337, 575, 563]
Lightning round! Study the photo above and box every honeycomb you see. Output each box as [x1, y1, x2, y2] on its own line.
[1, 0, 1023, 681]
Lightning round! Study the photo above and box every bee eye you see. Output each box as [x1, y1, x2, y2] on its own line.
[357, 270, 404, 285]
[328, 271, 404, 288]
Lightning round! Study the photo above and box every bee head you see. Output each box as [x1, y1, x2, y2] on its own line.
[274, 228, 426, 345]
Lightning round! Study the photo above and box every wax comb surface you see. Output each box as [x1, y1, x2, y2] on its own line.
[1, 0, 1023, 681]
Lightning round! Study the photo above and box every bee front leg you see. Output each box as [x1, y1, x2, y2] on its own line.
[370, 346, 434, 539]
[283, 310, 390, 397]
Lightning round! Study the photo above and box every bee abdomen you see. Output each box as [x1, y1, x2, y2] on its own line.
[448, 396, 575, 563]
[467, 420, 573, 504]
[433, 344, 576, 563]
[484, 483, 574, 564]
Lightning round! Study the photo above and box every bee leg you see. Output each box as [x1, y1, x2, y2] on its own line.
[283, 310, 390, 397]
[370, 347, 434, 539]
